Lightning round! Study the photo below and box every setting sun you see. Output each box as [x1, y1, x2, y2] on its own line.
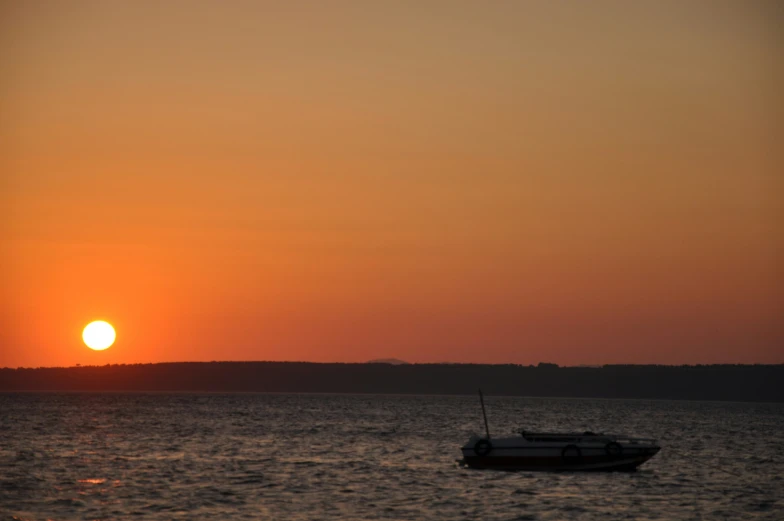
[82, 321, 116, 351]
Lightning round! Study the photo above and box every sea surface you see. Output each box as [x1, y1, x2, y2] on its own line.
[1, 393, 782, 520]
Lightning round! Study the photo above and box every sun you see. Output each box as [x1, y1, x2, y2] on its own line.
[82, 321, 116, 351]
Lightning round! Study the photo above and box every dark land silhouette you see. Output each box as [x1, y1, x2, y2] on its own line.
[367, 358, 410, 365]
[1, 362, 783, 402]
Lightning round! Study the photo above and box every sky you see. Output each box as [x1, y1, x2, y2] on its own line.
[1, 1, 782, 368]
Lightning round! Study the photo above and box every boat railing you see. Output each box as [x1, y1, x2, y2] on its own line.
[518, 431, 658, 445]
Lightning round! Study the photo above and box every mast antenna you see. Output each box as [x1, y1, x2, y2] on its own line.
[478, 388, 491, 439]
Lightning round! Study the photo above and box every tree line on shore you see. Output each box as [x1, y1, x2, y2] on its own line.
[1, 362, 782, 402]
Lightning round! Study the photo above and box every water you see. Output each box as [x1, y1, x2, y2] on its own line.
[1, 393, 782, 520]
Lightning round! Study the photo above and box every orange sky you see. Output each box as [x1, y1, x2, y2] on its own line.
[1, 1, 782, 368]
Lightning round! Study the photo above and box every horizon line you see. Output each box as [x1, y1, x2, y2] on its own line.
[4, 360, 784, 370]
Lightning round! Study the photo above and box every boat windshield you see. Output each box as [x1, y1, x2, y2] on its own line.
[526, 437, 579, 442]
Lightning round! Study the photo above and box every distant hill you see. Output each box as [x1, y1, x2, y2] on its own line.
[367, 358, 409, 365]
[1, 362, 783, 402]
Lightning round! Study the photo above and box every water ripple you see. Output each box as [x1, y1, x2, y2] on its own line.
[0, 393, 782, 520]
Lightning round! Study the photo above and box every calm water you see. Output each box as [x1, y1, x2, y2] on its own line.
[1, 393, 782, 520]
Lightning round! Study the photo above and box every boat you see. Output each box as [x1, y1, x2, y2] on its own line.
[458, 391, 661, 471]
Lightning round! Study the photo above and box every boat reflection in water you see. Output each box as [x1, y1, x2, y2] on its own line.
[459, 391, 661, 471]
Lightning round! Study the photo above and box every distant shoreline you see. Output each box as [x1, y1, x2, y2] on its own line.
[3, 389, 783, 407]
[1, 362, 782, 402]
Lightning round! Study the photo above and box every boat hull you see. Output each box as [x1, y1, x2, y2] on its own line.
[461, 451, 658, 472]
[460, 435, 661, 472]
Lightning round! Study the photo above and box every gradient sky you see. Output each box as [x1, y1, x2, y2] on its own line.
[1, 1, 782, 368]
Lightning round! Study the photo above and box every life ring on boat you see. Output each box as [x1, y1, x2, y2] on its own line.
[561, 444, 582, 464]
[474, 439, 493, 457]
[605, 442, 623, 458]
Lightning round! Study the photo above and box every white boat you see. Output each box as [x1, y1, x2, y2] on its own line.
[459, 391, 661, 471]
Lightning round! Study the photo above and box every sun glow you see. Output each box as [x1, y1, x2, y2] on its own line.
[82, 321, 116, 351]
